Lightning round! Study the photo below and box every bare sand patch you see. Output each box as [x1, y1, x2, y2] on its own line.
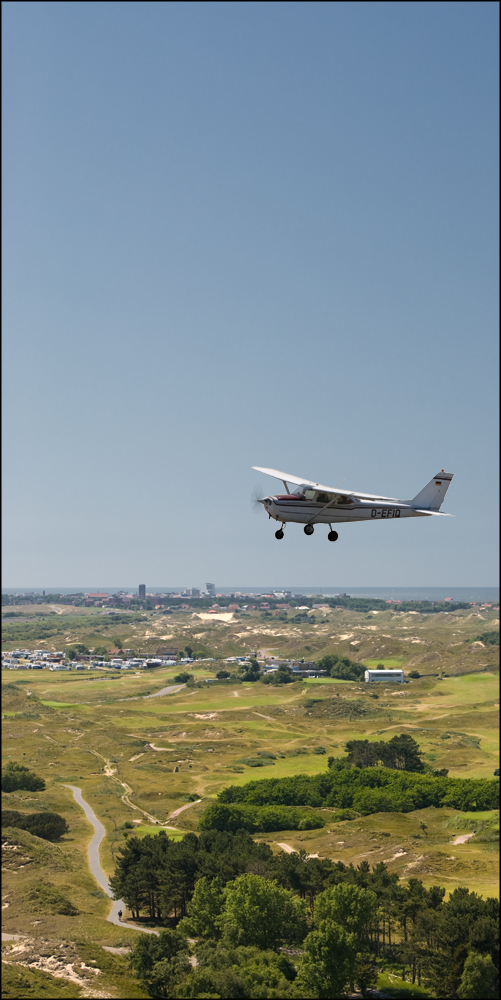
[384, 849, 407, 863]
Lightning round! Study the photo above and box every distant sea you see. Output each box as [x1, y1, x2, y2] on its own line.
[3, 586, 499, 602]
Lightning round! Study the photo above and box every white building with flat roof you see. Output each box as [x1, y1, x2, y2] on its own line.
[365, 669, 404, 683]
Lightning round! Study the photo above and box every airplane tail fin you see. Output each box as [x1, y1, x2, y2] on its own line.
[410, 471, 453, 510]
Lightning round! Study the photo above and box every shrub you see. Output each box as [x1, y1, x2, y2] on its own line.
[408, 670, 421, 678]
[472, 631, 499, 645]
[2, 810, 69, 841]
[1, 762, 45, 793]
[333, 808, 359, 821]
[173, 672, 193, 683]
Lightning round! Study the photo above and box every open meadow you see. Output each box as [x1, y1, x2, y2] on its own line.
[2, 602, 499, 996]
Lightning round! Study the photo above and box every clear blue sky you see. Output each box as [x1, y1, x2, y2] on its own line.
[2, 1, 498, 589]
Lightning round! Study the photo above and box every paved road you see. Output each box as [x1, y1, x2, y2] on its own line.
[63, 784, 158, 934]
[169, 799, 202, 820]
[144, 683, 185, 699]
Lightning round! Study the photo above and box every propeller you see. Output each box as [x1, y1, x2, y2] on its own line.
[251, 486, 265, 512]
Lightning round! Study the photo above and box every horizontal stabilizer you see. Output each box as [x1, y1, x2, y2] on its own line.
[413, 509, 454, 516]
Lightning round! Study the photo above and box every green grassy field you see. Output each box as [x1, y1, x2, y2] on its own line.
[2, 603, 498, 996]
[302, 675, 352, 684]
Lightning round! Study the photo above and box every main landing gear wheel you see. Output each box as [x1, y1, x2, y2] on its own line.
[275, 529, 284, 540]
[304, 525, 314, 536]
[328, 530, 338, 542]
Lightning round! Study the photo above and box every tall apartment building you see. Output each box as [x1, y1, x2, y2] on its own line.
[206, 583, 216, 597]
[191, 588, 200, 598]
[138, 584, 146, 600]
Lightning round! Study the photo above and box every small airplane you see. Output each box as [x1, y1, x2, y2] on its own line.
[253, 467, 454, 541]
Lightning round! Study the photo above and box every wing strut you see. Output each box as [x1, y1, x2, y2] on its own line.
[307, 493, 345, 525]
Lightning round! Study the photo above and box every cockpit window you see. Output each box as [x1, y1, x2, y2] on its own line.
[291, 486, 353, 504]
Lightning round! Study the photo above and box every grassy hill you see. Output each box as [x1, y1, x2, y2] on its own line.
[2, 603, 498, 996]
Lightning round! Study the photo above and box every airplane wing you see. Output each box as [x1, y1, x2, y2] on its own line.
[252, 467, 339, 491]
[252, 467, 401, 501]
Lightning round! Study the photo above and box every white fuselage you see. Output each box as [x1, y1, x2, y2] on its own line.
[261, 495, 428, 525]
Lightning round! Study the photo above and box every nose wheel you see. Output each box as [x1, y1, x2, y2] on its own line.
[275, 529, 284, 540]
[304, 525, 314, 536]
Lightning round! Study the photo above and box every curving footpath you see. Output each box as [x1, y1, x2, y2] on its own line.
[64, 784, 158, 934]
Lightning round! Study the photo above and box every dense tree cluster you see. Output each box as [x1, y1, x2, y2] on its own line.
[119, 832, 499, 998]
[1, 761, 45, 792]
[342, 734, 426, 771]
[65, 643, 89, 658]
[110, 830, 274, 922]
[2, 810, 69, 841]
[316, 653, 366, 681]
[240, 659, 262, 682]
[262, 664, 296, 685]
[218, 767, 498, 815]
[199, 802, 324, 833]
